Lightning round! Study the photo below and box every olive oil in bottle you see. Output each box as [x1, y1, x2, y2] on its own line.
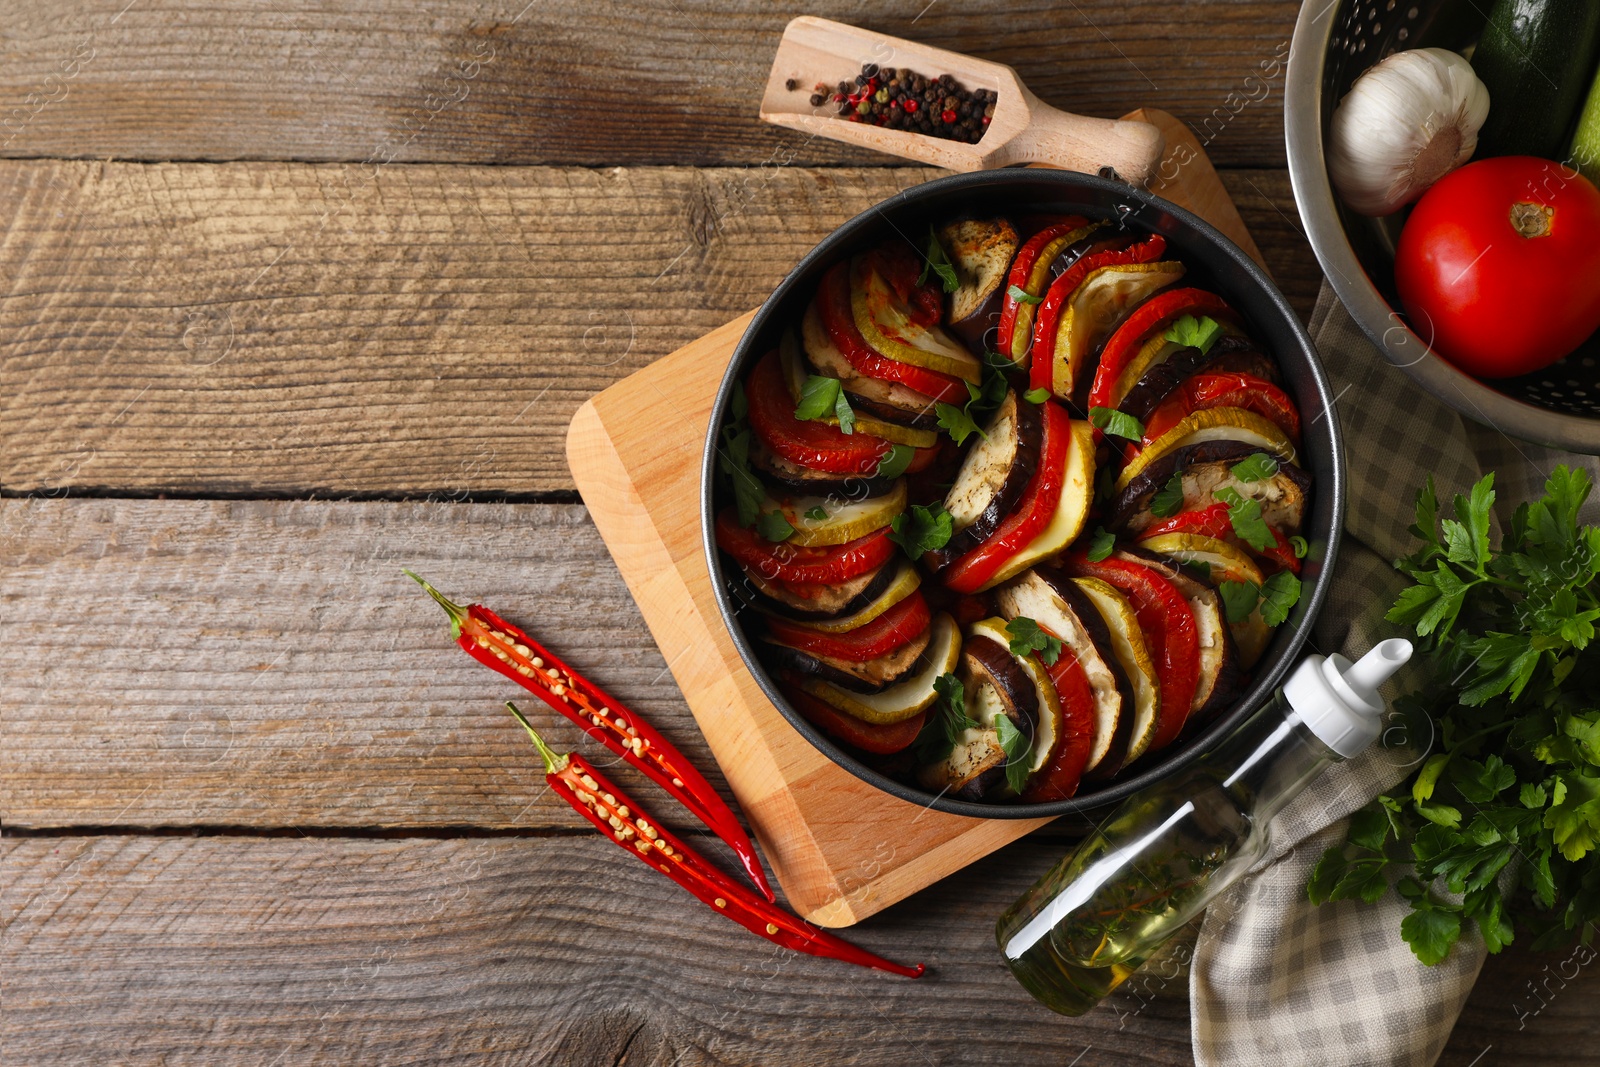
[997, 639, 1413, 1016]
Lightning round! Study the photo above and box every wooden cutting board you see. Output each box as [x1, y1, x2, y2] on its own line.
[566, 110, 1265, 927]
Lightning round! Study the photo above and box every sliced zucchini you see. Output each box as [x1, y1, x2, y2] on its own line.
[928, 389, 1043, 571]
[758, 479, 906, 548]
[1070, 576, 1161, 767]
[976, 417, 1095, 592]
[851, 254, 982, 384]
[799, 612, 960, 724]
[1051, 261, 1186, 404]
[1114, 408, 1298, 494]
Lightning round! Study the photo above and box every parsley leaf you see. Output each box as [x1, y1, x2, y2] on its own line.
[1214, 485, 1277, 552]
[1007, 283, 1043, 306]
[756, 509, 795, 542]
[1086, 526, 1116, 563]
[1217, 579, 1259, 624]
[1024, 387, 1051, 405]
[1164, 314, 1223, 354]
[918, 225, 961, 295]
[873, 443, 914, 480]
[1150, 470, 1186, 518]
[804, 506, 828, 521]
[1258, 571, 1301, 626]
[935, 401, 983, 445]
[834, 388, 855, 435]
[1088, 405, 1145, 443]
[888, 502, 953, 561]
[1005, 616, 1063, 666]
[994, 712, 1033, 795]
[1230, 452, 1279, 483]
[716, 381, 766, 527]
[912, 672, 979, 763]
[795, 374, 854, 434]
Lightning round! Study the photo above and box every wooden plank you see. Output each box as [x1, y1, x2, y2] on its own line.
[0, 496, 724, 831]
[0, 162, 1321, 496]
[3, 835, 1592, 1065]
[0, 0, 1299, 168]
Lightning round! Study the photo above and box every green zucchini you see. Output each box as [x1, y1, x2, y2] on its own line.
[1572, 62, 1600, 185]
[1471, 0, 1600, 160]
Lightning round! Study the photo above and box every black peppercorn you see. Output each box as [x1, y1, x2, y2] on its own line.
[810, 93, 825, 106]
[862, 62, 878, 77]
[785, 78, 798, 91]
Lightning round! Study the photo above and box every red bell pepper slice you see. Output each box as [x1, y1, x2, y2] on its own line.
[996, 217, 1092, 360]
[763, 590, 931, 663]
[1139, 502, 1303, 575]
[715, 509, 895, 586]
[941, 401, 1071, 594]
[1139, 372, 1302, 447]
[816, 262, 969, 404]
[746, 349, 893, 475]
[1062, 550, 1200, 751]
[1023, 638, 1096, 802]
[1086, 288, 1236, 414]
[1028, 234, 1169, 394]
[784, 682, 927, 755]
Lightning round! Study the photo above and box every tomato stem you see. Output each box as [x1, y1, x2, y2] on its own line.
[1509, 201, 1553, 239]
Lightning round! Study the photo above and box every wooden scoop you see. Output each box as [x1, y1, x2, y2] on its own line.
[760, 16, 1165, 186]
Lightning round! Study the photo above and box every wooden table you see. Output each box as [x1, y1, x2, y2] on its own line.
[3, 3, 1594, 1063]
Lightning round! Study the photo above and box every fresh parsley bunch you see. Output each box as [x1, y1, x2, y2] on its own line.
[1309, 466, 1600, 965]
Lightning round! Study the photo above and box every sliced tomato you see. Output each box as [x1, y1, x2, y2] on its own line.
[1139, 373, 1301, 448]
[995, 217, 1093, 360]
[816, 263, 969, 404]
[763, 591, 931, 663]
[942, 402, 1071, 594]
[1086, 288, 1236, 414]
[783, 680, 926, 755]
[1028, 235, 1169, 393]
[1024, 637, 1095, 802]
[1063, 550, 1199, 751]
[746, 350, 893, 475]
[715, 510, 896, 585]
[1139, 502, 1302, 575]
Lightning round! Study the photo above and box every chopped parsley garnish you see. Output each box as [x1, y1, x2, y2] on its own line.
[888, 502, 953, 561]
[911, 672, 980, 763]
[1005, 616, 1063, 666]
[1217, 579, 1259, 624]
[756, 509, 795, 543]
[1089, 405, 1145, 443]
[795, 374, 854, 434]
[1086, 526, 1116, 562]
[873, 443, 915, 480]
[936, 366, 1008, 445]
[1214, 485, 1277, 552]
[1164, 313, 1223, 354]
[918, 225, 961, 295]
[1231, 452, 1280, 483]
[804, 506, 828, 521]
[1150, 470, 1186, 518]
[935, 401, 983, 446]
[1007, 283, 1044, 306]
[717, 382, 766, 527]
[1218, 571, 1302, 625]
[995, 713, 1033, 795]
[1289, 534, 1309, 559]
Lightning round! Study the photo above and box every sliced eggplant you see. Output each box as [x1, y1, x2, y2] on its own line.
[962, 632, 1040, 732]
[969, 616, 1062, 793]
[800, 612, 960, 724]
[1069, 576, 1161, 767]
[1115, 547, 1242, 725]
[758, 622, 933, 695]
[938, 217, 1019, 325]
[1107, 440, 1312, 537]
[749, 437, 899, 499]
[801, 299, 945, 421]
[737, 555, 902, 622]
[1113, 408, 1298, 495]
[976, 417, 1095, 592]
[924, 389, 1042, 572]
[1118, 335, 1279, 425]
[845, 390, 942, 432]
[995, 568, 1135, 778]
[918, 680, 1008, 797]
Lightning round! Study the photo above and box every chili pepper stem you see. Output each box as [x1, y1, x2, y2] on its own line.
[505, 701, 569, 775]
[403, 569, 468, 638]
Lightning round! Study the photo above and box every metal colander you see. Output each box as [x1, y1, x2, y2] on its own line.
[1286, 0, 1600, 453]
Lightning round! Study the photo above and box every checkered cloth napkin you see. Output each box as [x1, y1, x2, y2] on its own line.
[1187, 284, 1600, 1066]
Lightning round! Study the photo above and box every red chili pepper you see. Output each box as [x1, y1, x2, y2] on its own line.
[506, 702, 924, 977]
[1028, 234, 1168, 394]
[407, 572, 775, 901]
[942, 401, 1071, 594]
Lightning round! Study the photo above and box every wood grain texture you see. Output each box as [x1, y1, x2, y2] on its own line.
[0, 496, 726, 831]
[0, 0, 1299, 168]
[0, 161, 1321, 497]
[2, 834, 1592, 1067]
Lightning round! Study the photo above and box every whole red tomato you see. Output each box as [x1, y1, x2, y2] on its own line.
[1394, 156, 1600, 379]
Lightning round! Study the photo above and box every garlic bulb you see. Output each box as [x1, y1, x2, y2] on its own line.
[1328, 48, 1490, 217]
